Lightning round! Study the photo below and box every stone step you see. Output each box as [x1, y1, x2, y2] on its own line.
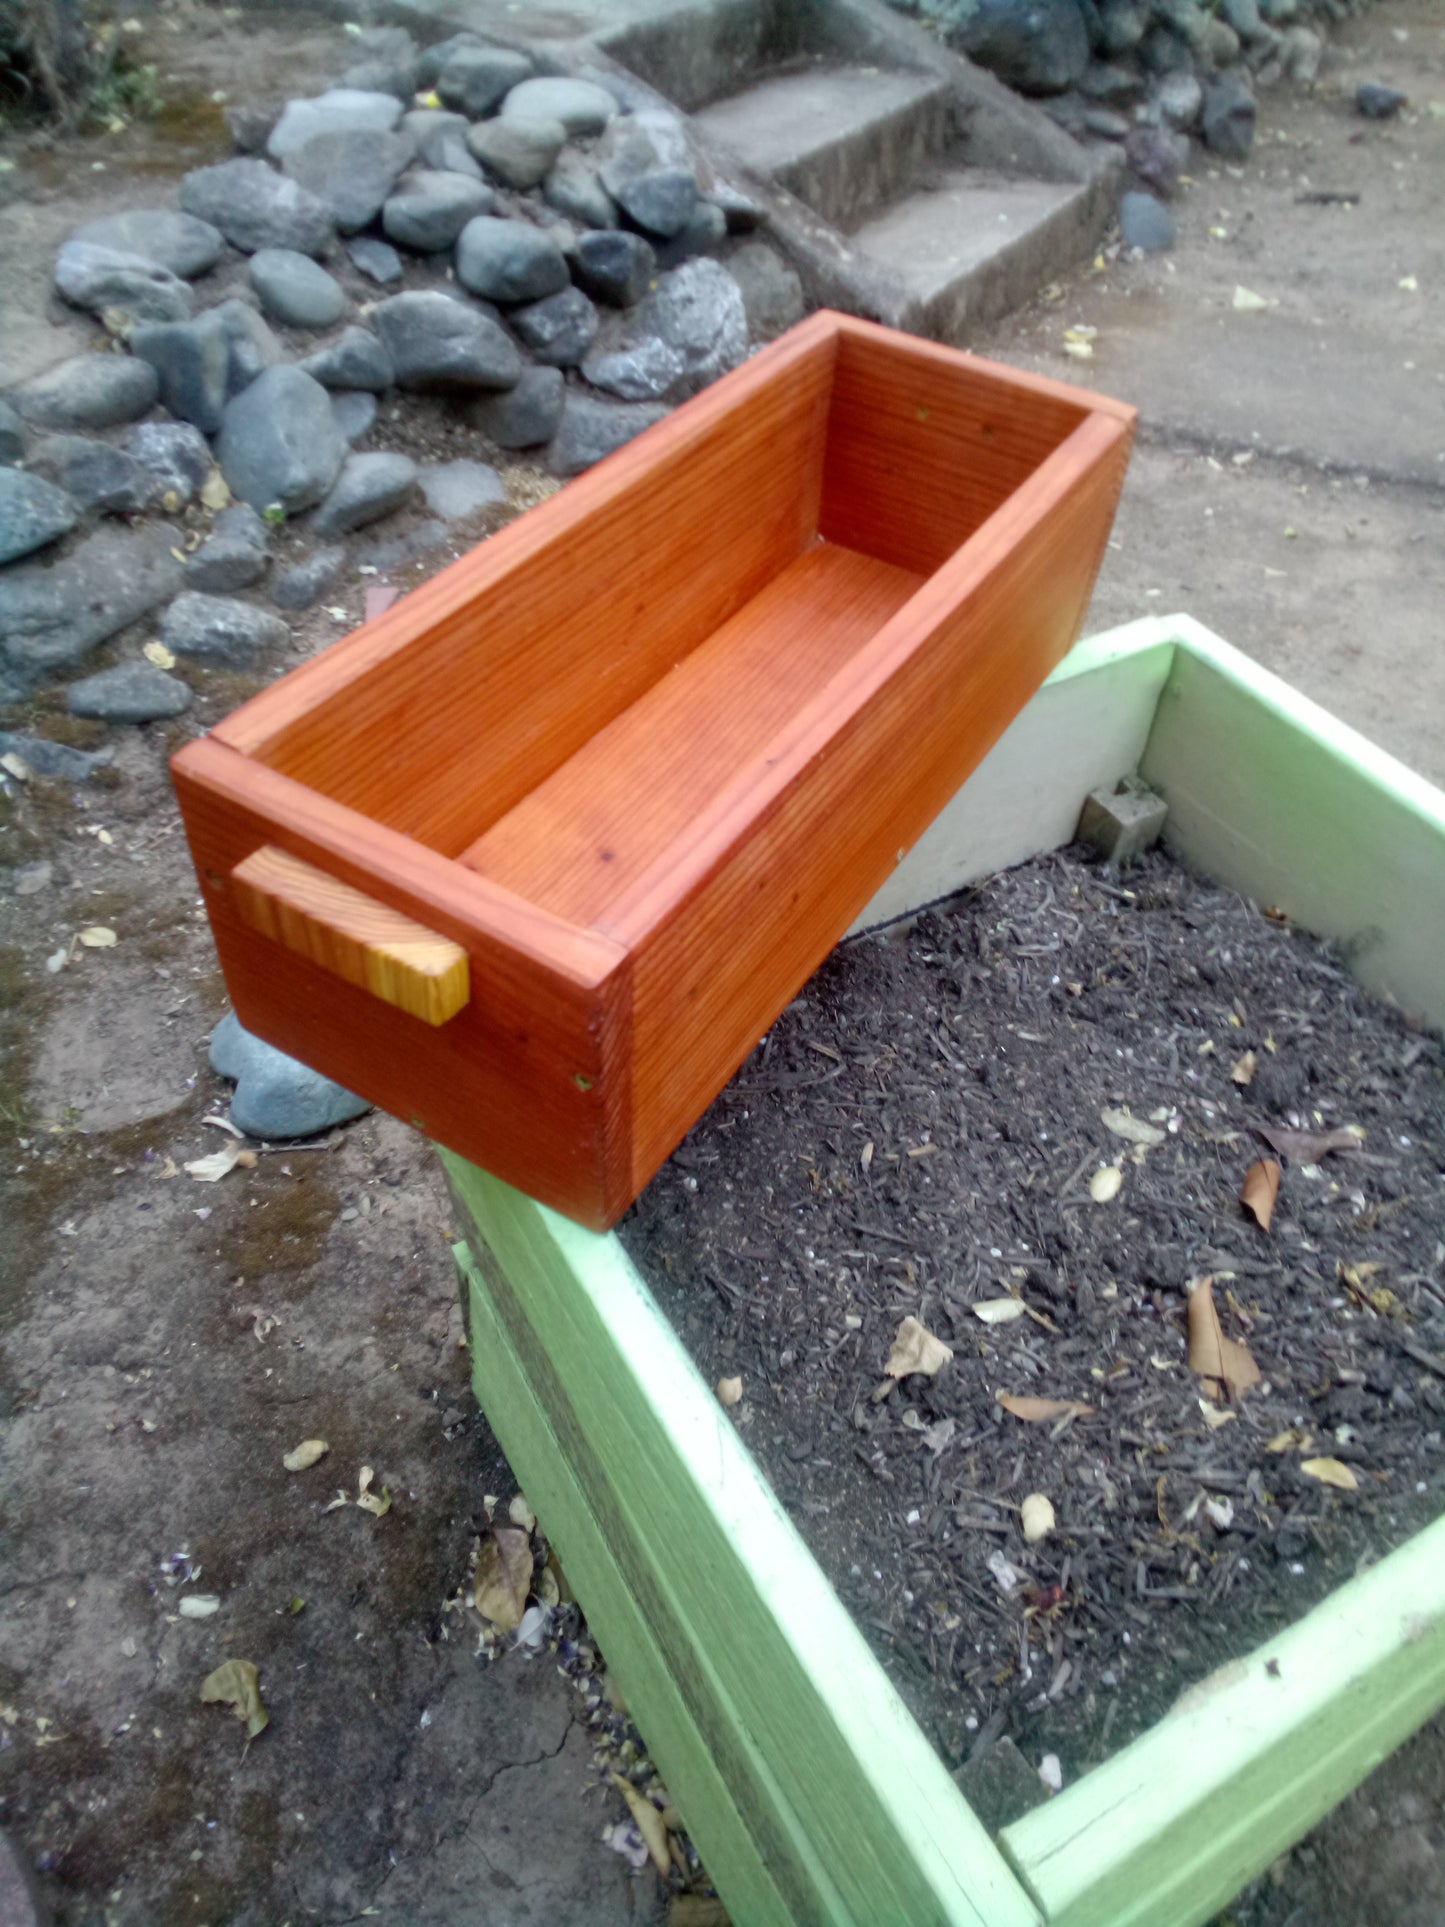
[846, 168, 1090, 339]
[692, 64, 951, 230]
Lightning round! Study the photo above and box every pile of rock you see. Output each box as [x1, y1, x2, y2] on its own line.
[0, 23, 803, 723]
[893, 0, 1360, 251]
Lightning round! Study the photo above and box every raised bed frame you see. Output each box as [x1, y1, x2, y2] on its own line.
[446, 614, 1445, 1927]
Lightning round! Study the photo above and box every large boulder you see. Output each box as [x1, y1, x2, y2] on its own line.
[0, 467, 78, 565]
[54, 241, 194, 323]
[382, 170, 494, 252]
[596, 111, 699, 238]
[370, 291, 523, 392]
[216, 364, 346, 514]
[0, 524, 183, 686]
[281, 128, 416, 234]
[130, 300, 282, 436]
[69, 208, 225, 277]
[248, 248, 348, 329]
[455, 217, 569, 304]
[179, 157, 336, 257]
[9, 354, 158, 431]
[266, 88, 404, 160]
[582, 259, 746, 405]
[932, 0, 1092, 96]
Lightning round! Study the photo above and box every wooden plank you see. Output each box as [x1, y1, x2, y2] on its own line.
[1140, 618, 1445, 1033]
[172, 739, 637, 1227]
[444, 1154, 1042, 1927]
[852, 623, 1177, 931]
[232, 844, 470, 1026]
[452, 1240, 800, 1927]
[614, 408, 1134, 1194]
[820, 317, 1098, 576]
[213, 318, 839, 855]
[460, 541, 923, 922]
[1000, 1514, 1445, 1927]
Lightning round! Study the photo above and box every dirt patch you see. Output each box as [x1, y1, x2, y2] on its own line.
[618, 846, 1445, 1841]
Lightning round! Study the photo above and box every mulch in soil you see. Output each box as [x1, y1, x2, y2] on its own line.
[617, 844, 1445, 1816]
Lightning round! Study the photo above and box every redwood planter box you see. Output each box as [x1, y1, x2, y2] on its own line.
[172, 312, 1134, 1228]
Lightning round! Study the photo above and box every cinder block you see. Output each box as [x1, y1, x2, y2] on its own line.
[1076, 776, 1168, 865]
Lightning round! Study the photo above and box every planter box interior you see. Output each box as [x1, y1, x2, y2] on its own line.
[173, 312, 1134, 1228]
[447, 615, 1445, 1927]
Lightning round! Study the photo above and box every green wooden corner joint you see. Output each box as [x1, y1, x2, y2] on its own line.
[999, 1513, 1445, 1927]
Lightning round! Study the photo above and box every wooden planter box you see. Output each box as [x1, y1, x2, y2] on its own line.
[171, 312, 1133, 1230]
[446, 615, 1445, 1927]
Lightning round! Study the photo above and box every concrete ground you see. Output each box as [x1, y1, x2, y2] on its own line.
[975, 0, 1445, 785]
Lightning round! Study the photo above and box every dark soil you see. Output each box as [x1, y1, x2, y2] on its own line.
[618, 845, 1445, 1821]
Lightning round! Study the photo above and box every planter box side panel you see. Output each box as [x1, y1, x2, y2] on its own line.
[237, 341, 839, 857]
[852, 628, 1177, 931]
[445, 1156, 1041, 1927]
[1000, 1514, 1445, 1927]
[1142, 631, 1445, 1034]
[618, 418, 1133, 1196]
[819, 322, 1106, 576]
[175, 743, 634, 1226]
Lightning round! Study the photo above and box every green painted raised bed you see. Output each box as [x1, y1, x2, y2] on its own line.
[446, 615, 1445, 1927]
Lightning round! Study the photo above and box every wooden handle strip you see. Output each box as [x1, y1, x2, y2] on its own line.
[231, 844, 469, 1027]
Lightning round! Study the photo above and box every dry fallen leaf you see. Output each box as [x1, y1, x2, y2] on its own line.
[715, 1375, 743, 1408]
[508, 1493, 536, 1533]
[1233, 284, 1271, 311]
[1301, 1457, 1359, 1492]
[611, 1774, 672, 1878]
[973, 1298, 1026, 1325]
[1231, 1051, 1257, 1086]
[1267, 1428, 1312, 1454]
[1198, 1399, 1237, 1431]
[475, 1527, 532, 1633]
[178, 1594, 220, 1618]
[78, 925, 117, 948]
[886, 1316, 953, 1379]
[200, 1658, 268, 1740]
[1255, 1122, 1362, 1163]
[1187, 1278, 1261, 1403]
[1241, 1158, 1282, 1230]
[355, 1464, 392, 1518]
[1101, 1107, 1165, 1148]
[1089, 1166, 1123, 1203]
[184, 1143, 245, 1183]
[1021, 1493, 1055, 1544]
[997, 1394, 1094, 1424]
[143, 640, 176, 670]
[283, 1439, 329, 1473]
[199, 468, 231, 511]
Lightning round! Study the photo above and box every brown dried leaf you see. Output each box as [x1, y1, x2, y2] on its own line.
[1267, 1428, 1312, 1454]
[200, 1659, 268, 1740]
[475, 1527, 532, 1633]
[1241, 1158, 1281, 1231]
[611, 1774, 672, 1877]
[996, 1394, 1094, 1424]
[282, 1439, 328, 1472]
[1187, 1278, 1260, 1403]
[1230, 1051, 1257, 1086]
[885, 1316, 953, 1380]
[1301, 1457, 1359, 1491]
[715, 1375, 743, 1408]
[1254, 1123, 1362, 1163]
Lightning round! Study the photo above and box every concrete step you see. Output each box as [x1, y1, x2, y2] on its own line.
[847, 168, 1090, 338]
[692, 63, 951, 229]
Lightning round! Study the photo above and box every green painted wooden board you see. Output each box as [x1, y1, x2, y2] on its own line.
[1000, 1514, 1445, 1927]
[443, 618, 1445, 1927]
[446, 1157, 1041, 1927]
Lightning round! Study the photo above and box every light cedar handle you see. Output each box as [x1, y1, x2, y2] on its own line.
[230, 844, 470, 1027]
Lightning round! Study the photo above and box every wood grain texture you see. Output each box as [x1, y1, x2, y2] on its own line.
[173, 313, 1136, 1227]
[214, 319, 840, 856]
[459, 541, 924, 921]
[172, 737, 636, 1226]
[616, 409, 1134, 1192]
[232, 844, 470, 1026]
[447, 1161, 1043, 1927]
